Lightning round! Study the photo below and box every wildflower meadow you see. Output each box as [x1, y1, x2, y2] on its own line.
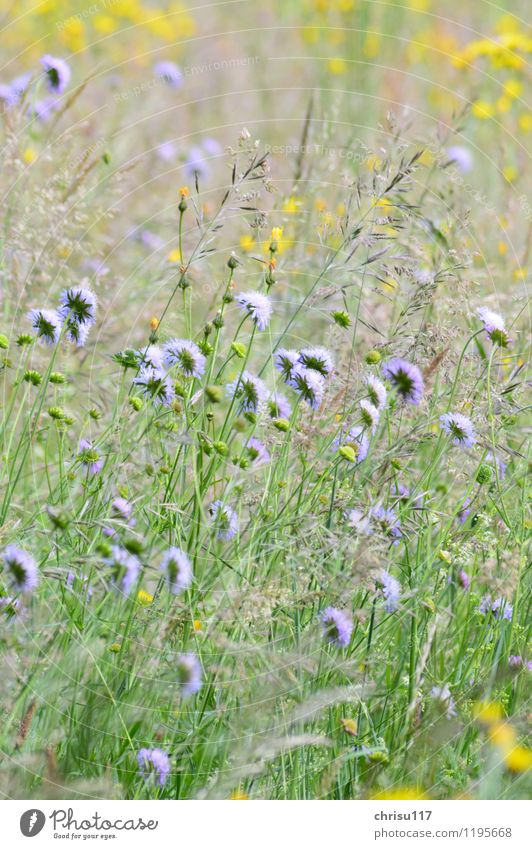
[0, 0, 530, 807]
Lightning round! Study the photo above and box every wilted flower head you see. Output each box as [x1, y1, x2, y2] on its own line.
[364, 374, 387, 411]
[298, 347, 334, 378]
[58, 287, 97, 327]
[334, 424, 369, 463]
[430, 684, 457, 718]
[287, 365, 325, 410]
[274, 348, 299, 380]
[359, 399, 380, 434]
[267, 392, 292, 419]
[28, 308, 61, 345]
[176, 652, 202, 697]
[163, 338, 206, 378]
[209, 500, 239, 540]
[320, 607, 353, 648]
[246, 437, 270, 466]
[378, 569, 401, 612]
[78, 439, 103, 476]
[2, 545, 38, 593]
[226, 371, 268, 413]
[382, 358, 424, 405]
[154, 60, 183, 88]
[106, 545, 141, 596]
[477, 307, 511, 347]
[440, 412, 476, 448]
[137, 748, 171, 786]
[160, 547, 192, 595]
[133, 367, 176, 407]
[40, 55, 71, 93]
[479, 596, 513, 621]
[235, 291, 273, 331]
[371, 506, 402, 543]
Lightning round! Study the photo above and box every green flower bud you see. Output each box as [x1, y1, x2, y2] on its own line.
[89, 408, 101, 420]
[23, 369, 42, 386]
[227, 254, 239, 269]
[332, 310, 351, 328]
[124, 538, 144, 555]
[339, 445, 357, 462]
[205, 385, 223, 403]
[476, 464, 492, 485]
[16, 334, 33, 347]
[365, 350, 381, 365]
[0, 334, 9, 349]
[48, 406, 66, 420]
[273, 417, 290, 432]
[199, 339, 213, 356]
[129, 396, 143, 411]
[50, 372, 66, 384]
[231, 342, 246, 359]
[213, 441, 228, 456]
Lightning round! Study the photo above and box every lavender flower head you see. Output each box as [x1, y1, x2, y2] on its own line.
[78, 439, 103, 476]
[346, 508, 373, 535]
[58, 287, 97, 327]
[457, 497, 472, 524]
[268, 392, 292, 419]
[371, 506, 402, 543]
[154, 60, 183, 88]
[135, 345, 165, 372]
[508, 655, 523, 670]
[378, 569, 401, 612]
[160, 547, 192, 595]
[457, 570, 470, 590]
[430, 684, 457, 718]
[137, 748, 171, 786]
[479, 596, 513, 621]
[2, 545, 39, 593]
[477, 307, 511, 347]
[28, 308, 61, 345]
[246, 437, 270, 466]
[226, 371, 268, 414]
[235, 291, 273, 331]
[41, 55, 71, 93]
[106, 545, 141, 596]
[111, 497, 134, 525]
[133, 368, 175, 408]
[334, 424, 369, 464]
[274, 348, 300, 380]
[320, 607, 353, 648]
[298, 347, 334, 378]
[447, 145, 473, 173]
[440, 412, 476, 449]
[163, 338, 206, 378]
[359, 399, 380, 434]
[287, 365, 325, 410]
[209, 500, 239, 540]
[184, 146, 209, 182]
[364, 374, 387, 411]
[63, 318, 90, 347]
[176, 652, 202, 697]
[382, 358, 424, 405]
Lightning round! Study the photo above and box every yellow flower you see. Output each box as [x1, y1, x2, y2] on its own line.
[498, 241, 508, 255]
[271, 227, 283, 242]
[504, 745, 532, 773]
[366, 154, 382, 170]
[518, 113, 532, 132]
[363, 34, 381, 59]
[167, 248, 182, 264]
[150, 317, 160, 332]
[496, 96, 512, 114]
[179, 186, 190, 198]
[408, 0, 431, 9]
[504, 79, 523, 99]
[239, 234, 255, 252]
[23, 147, 37, 164]
[94, 15, 118, 34]
[282, 196, 301, 214]
[502, 165, 517, 183]
[109, 642, 121, 653]
[474, 700, 503, 725]
[137, 589, 153, 606]
[193, 619, 202, 631]
[230, 790, 249, 799]
[315, 198, 327, 212]
[371, 787, 428, 800]
[513, 267, 527, 281]
[487, 722, 517, 749]
[328, 57, 348, 75]
[495, 15, 520, 35]
[472, 101, 495, 119]
[340, 718, 357, 737]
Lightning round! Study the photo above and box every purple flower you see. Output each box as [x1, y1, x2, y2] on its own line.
[40, 55, 71, 93]
[447, 145, 473, 173]
[477, 307, 511, 347]
[66, 571, 92, 600]
[58, 287, 97, 327]
[246, 437, 270, 466]
[346, 508, 373, 535]
[274, 348, 299, 380]
[298, 347, 334, 378]
[160, 547, 192, 595]
[382, 358, 424, 405]
[457, 570, 470, 590]
[430, 684, 457, 718]
[486, 451, 506, 481]
[0, 596, 23, 619]
[184, 146, 209, 182]
[371, 506, 402, 543]
[479, 596, 513, 621]
[156, 141, 177, 162]
[209, 500, 239, 540]
[135, 345, 165, 371]
[226, 371, 268, 414]
[137, 748, 171, 786]
[133, 367, 176, 408]
[334, 424, 369, 463]
[378, 569, 401, 612]
[63, 317, 90, 347]
[2, 545, 38, 593]
[0, 72, 31, 107]
[440, 412, 476, 448]
[457, 497, 472, 524]
[320, 607, 353, 648]
[28, 308, 61, 345]
[235, 291, 273, 331]
[287, 365, 325, 410]
[154, 61, 183, 88]
[163, 339, 206, 378]
[176, 652, 202, 697]
[359, 399, 380, 434]
[111, 497, 134, 525]
[364, 374, 387, 411]
[508, 655, 523, 670]
[78, 439, 103, 476]
[201, 138, 222, 157]
[106, 545, 141, 596]
[267, 392, 292, 419]
[28, 97, 59, 122]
